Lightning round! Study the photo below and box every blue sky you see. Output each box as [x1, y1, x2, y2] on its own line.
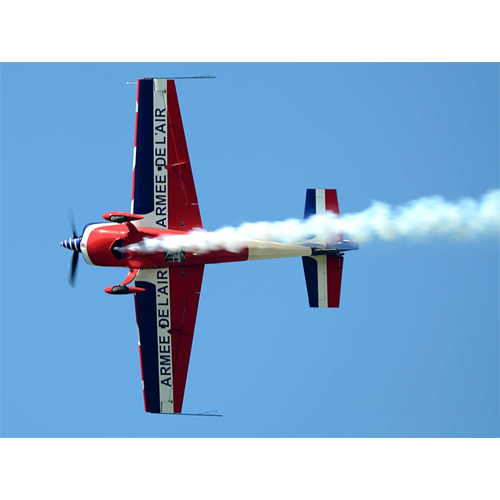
[1, 63, 498, 437]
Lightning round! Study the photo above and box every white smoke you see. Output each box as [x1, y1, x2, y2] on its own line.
[125, 189, 500, 254]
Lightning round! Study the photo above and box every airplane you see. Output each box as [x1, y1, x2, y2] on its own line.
[60, 78, 359, 415]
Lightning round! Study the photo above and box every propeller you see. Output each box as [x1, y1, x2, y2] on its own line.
[69, 208, 78, 239]
[61, 208, 82, 287]
[69, 247, 79, 287]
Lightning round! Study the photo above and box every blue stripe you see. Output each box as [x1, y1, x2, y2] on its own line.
[302, 256, 319, 307]
[133, 79, 155, 215]
[304, 189, 316, 219]
[135, 280, 160, 413]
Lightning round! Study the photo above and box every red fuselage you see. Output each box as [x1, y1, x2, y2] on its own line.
[81, 222, 249, 269]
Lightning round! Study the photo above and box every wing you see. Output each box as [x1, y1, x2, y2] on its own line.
[134, 265, 204, 413]
[131, 78, 203, 231]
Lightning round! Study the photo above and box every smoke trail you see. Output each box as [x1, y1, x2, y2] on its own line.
[126, 189, 500, 254]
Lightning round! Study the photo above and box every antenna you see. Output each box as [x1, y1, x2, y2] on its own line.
[127, 75, 216, 84]
[163, 410, 223, 417]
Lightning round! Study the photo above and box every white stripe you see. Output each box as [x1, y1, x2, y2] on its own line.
[303, 189, 327, 245]
[316, 254, 328, 308]
[247, 241, 312, 260]
[315, 189, 326, 215]
[154, 79, 167, 92]
[156, 267, 173, 413]
[134, 79, 169, 228]
[154, 80, 168, 229]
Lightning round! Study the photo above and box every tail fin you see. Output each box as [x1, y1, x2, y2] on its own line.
[303, 188, 343, 245]
[302, 189, 343, 308]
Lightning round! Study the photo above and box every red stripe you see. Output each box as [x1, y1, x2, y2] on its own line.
[131, 166, 135, 202]
[138, 345, 145, 381]
[134, 81, 140, 147]
[325, 189, 343, 242]
[138, 345, 147, 411]
[169, 265, 205, 413]
[326, 255, 343, 307]
[325, 189, 340, 215]
[166, 80, 203, 231]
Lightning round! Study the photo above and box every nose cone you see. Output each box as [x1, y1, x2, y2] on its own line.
[60, 237, 82, 252]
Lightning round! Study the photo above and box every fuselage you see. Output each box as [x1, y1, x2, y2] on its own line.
[78, 222, 315, 269]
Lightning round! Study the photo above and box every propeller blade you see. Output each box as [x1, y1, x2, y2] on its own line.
[68, 250, 79, 287]
[68, 207, 77, 239]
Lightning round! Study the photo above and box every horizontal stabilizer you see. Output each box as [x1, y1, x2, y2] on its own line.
[302, 255, 343, 308]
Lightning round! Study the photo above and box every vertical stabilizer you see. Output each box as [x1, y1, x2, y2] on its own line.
[303, 188, 343, 245]
[302, 189, 344, 308]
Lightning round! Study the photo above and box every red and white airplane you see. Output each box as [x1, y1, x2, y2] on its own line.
[60, 78, 358, 415]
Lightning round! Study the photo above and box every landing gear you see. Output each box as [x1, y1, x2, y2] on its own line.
[104, 269, 144, 294]
[104, 285, 145, 295]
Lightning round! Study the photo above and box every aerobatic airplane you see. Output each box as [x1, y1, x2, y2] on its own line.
[60, 78, 358, 415]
